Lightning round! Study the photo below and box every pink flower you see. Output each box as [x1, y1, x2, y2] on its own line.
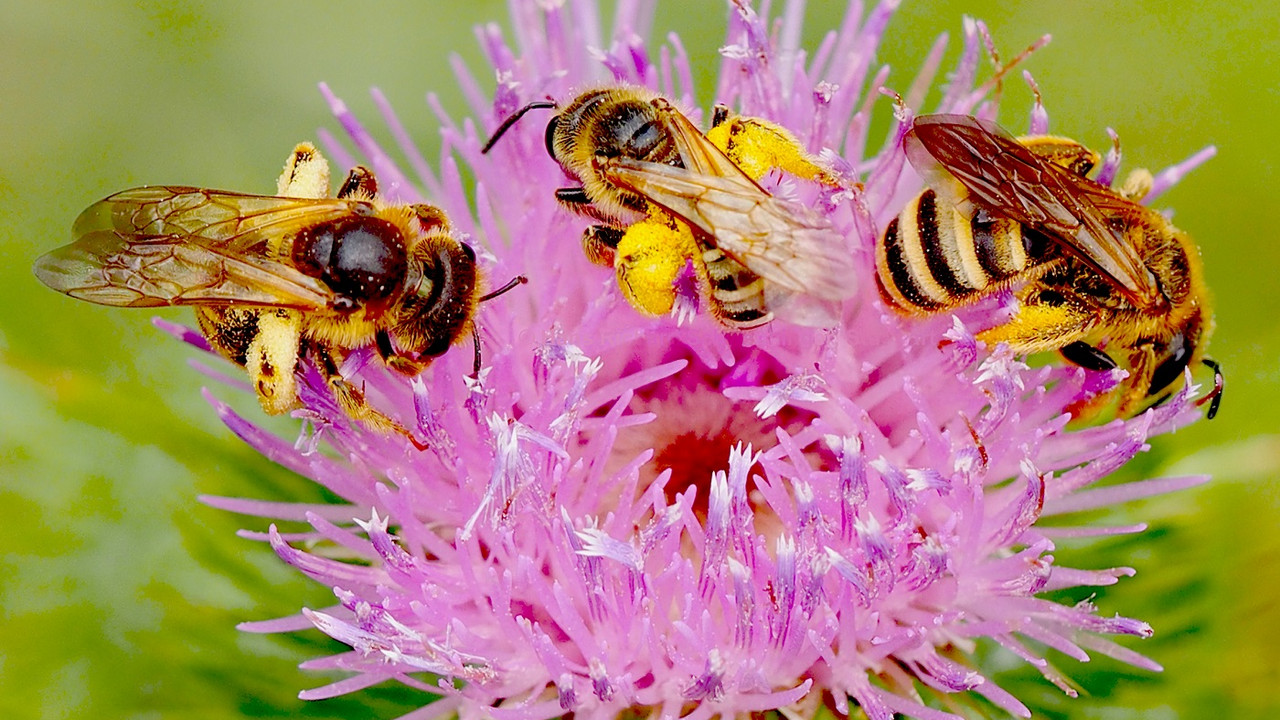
[176, 1, 1217, 717]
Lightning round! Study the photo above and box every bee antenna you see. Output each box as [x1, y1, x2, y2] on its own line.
[481, 102, 558, 154]
[1196, 357, 1224, 420]
[974, 31, 1051, 100]
[470, 276, 528, 377]
[479, 275, 528, 302]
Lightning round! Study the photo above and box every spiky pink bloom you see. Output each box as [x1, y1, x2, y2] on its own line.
[175, 1, 1216, 718]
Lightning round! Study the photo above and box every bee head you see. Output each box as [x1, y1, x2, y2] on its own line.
[394, 238, 478, 359]
[555, 89, 668, 163]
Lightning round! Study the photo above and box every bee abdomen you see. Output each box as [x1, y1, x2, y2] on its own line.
[704, 246, 771, 328]
[877, 189, 1029, 313]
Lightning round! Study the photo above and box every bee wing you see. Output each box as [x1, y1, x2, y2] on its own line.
[906, 114, 1160, 305]
[34, 186, 356, 309]
[652, 98, 760, 185]
[600, 104, 855, 301]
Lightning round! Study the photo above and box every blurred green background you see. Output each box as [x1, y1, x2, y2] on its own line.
[2, 1, 1276, 718]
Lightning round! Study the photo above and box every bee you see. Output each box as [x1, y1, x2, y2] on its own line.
[34, 143, 525, 446]
[876, 113, 1222, 418]
[482, 85, 856, 328]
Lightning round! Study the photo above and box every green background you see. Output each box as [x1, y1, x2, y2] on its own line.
[2, 1, 1276, 718]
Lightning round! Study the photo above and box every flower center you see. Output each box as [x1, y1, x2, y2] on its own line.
[603, 346, 816, 536]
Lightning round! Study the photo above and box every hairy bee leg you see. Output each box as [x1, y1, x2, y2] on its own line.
[977, 301, 1093, 355]
[277, 142, 331, 199]
[337, 165, 378, 200]
[312, 342, 427, 450]
[196, 306, 262, 367]
[582, 225, 624, 266]
[704, 115, 839, 185]
[1114, 345, 1159, 418]
[411, 204, 450, 232]
[254, 143, 336, 261]
[245, 308, 304, 415]
[613, 214, 707, 317]
[1068, 343, 1165, 421]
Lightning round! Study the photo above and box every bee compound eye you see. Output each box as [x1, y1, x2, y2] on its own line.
[1148, 332, 1192, 396]
[628, 118, 664, 159]
[544, 115, 560, 159]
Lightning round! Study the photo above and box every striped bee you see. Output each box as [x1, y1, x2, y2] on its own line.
[876, 114, 1222, 419]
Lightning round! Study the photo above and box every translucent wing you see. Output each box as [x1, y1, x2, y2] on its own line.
[599, 102, 856, 301]
[34, 187, 360, 309]
[906, 114, 1159, 304]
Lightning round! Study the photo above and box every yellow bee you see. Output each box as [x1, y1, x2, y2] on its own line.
[877, 114, 1222, 418]
[34, 143, 525, 445]
[483, 85, 856, 328]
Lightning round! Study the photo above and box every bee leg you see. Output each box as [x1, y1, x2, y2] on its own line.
[277, 142, 331, 199]
[243, 308, 304, 415]
[312, 342, 427, 450]
[410, 204, 450, 232]
[267, 143, 333, 259]
[582, 225, 624, 266]
[977, 300, 1093, 356]
[196, 306, 262, 367]
[704, 115, 839, 185]
[376, 329, 425, 376]
[613, 214, 706, 317]
[1114, 344, 1159, 418]
[978, 298, 1133, 419]
[337, 165, 379, 200]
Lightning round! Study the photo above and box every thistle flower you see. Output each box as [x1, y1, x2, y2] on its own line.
[182, 1, 1216, 717]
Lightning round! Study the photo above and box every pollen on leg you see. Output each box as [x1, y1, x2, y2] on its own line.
[705, 116, 837, 184]
[277, 142, 331, 199]
[978, 301, 1092, 355]
[613, 214, 705, 317]
[246, 309, 302, 415]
